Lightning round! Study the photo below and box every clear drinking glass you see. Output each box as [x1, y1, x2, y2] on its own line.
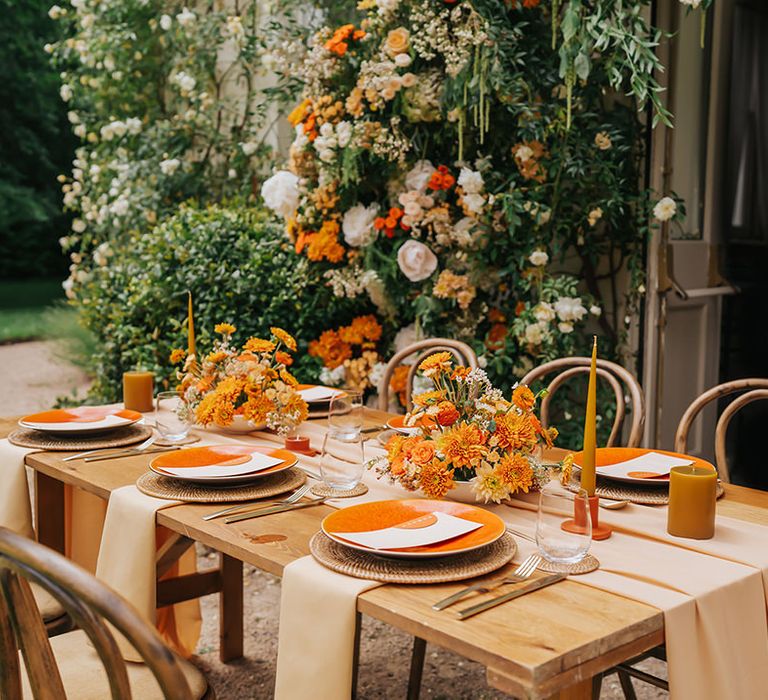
[328, 389, 364, 436]
[320, 429, 365, 491]
[155, 391, 193, 442]
[535, 484, 592, 564]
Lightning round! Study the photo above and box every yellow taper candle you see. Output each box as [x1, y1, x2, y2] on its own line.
[580, 336, 598, 496]
[187, 291, 196, 359]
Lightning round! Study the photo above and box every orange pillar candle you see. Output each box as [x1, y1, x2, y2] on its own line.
[580, 336, 598, 496]
[667, 464, 717, 539]
[123, 371, 154, 412]
[187, 291, 196, 359]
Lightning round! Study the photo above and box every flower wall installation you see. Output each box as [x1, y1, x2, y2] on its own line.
[370, 352, 572, 502]
[173, 324, 308, 434]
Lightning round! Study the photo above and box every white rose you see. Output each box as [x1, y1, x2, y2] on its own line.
[590, 304, 602, 317]
[126, 117, 142, 134]
[342, 203, 378, 247]
[173, 71, 196, 93]
[528, 250, 549, 266]
[228, 168, 237, 179]
[377, 0, 400, 13]
[160, 14, 172, 30]
[394, 53, 412, 67]
[261, 170, 299, 220]
[67, 111, 79, 124]
[653, 196, 677, 222]
[462, 193, 486, 214]
[240, 141, 258, 156]
[73, 124, 86, 138]
[71, 218, 86, 233]
[48, 5, 63, 20]
[404, 160, 436, 193]
[458, 167, 484, 194]
[524, 323, 547, 346]
[336, 121, 353, 148]
[533, 302, 556, 323]
[394, 323, 420, 359]
[60, 84, 72, 102]
[558, 322, 574, 334]
[554, 297, 588, 322]
[397, 240, 438, 282]
[176, 7, 196, 27]
[159, 158, 180, 175]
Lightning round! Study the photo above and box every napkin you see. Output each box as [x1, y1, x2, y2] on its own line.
[593, 451, 691, 478]
[334, 511, 482, 550]
[299, 386, 343, 402]
[0, 439, 35, 538]
[95, 485, 201, 661]
[274, 557, 382, 700]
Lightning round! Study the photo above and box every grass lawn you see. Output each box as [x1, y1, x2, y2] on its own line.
[0, 279, 67, 343]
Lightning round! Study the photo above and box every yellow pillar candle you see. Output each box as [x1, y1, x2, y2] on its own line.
[580, 336, 598, 496]
[667, 464, 717, 539]
[122, 371, 154, 413]
[187, 291, 196, 359]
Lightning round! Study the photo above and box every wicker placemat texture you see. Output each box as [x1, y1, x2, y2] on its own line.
[537, 553, 599, 575]
[135, 467, 306, 503]
[567, 477, 724, 505]
[8, 424, 152, 451]
[310, 483, 369, 498]
[309, 531, 517, 584]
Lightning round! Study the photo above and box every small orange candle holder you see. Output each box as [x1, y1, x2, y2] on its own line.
[562, 495, 613, 541]
[285, 435, 310, 452]
[122, 371, 154, 413]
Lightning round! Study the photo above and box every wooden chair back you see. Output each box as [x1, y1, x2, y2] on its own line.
[674, 379, 768, 483]
[377, 338, 478, 411]
[0, 527, 193, 699]
[520, 357, 645, 448]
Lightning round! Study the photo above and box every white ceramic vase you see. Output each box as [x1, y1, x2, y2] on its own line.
[214, 415, 267, 434]
[448, 479, 477, 504]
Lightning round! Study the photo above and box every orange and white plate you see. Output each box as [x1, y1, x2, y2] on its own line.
[150, 445, 298, 485]
[386, 415, 437, 436]
[322, 499, 506, 559]
[573, 447, 714, 486]
[296, 384, 345, 404]
[19, 407, 143, 435]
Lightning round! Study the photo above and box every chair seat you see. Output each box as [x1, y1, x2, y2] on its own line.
[20, 629, 209, 699]
[32, 582, 66, 622]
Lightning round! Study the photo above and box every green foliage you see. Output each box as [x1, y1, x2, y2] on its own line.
[0, 0, 75, 277]
[76, 203, 367, 401]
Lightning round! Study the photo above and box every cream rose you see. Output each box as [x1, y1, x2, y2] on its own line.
[653, 196, 677, 222]
[261, 170, 299, 220]
[397, 240, 438, 282]
[554, 297, 587, 322]
[385, 27, 410, 56]
[528, 250, 549, 267]
[404, 160, 435, 192]
[342, 203, 378, 247]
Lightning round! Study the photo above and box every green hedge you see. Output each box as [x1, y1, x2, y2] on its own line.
[77, 203, 369, 401]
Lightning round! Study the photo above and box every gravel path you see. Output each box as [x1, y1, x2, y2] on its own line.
[0, 341, 666, 699]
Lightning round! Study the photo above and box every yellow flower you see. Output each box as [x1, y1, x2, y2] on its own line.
[491, 411, 537, 452]
[384, 27, 410, 56]
[471, 464, 510, 504]
[169, 348, 186, 364]
[511, 385, 535, 412]
[215, 322, 236, 335]
[412, 390, 445, 407]
[496, 453, 533, 494]
[418, 460, 455, 499]
[437, 422, 488, 469]
[205, 350, 228, 364]
[560, 453, 573, 485]
[271, 327, 297, 351]
[279, 368, 298, 386]
[418, 351, 453, 377]
[244, 337, 276, 354]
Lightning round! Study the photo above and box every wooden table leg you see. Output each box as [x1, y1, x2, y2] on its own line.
[219, 553, 243, 662]
[35, 472, 65, 554]
[550, 677, 594, 700]
[351, 611, 362, 700]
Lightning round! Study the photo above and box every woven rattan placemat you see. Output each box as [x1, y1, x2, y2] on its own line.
[135, 467, 306, 503]
[566, 477, 724, 505]
[8, 424, 152, 451]
[310, 531, 517, 584]
[310, 483, 368, 498]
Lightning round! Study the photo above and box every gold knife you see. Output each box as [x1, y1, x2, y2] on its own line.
[225, 497, 328, 524]
[457, 573, 567, 620]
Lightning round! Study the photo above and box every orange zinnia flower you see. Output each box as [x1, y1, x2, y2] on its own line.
[512, 385, 535, 412]
[419, 351, 453, 377]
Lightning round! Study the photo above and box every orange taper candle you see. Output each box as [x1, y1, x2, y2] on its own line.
[580, 336, 598, 496]
[187, 291, 196, 359]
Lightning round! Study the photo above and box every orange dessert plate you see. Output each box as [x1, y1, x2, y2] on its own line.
[150, 445, 298, 485]
[19, 407, 143, 435]
[386, 415, 437, 435]
[322, 499, 506, 559]
[572, 447, 714, 486]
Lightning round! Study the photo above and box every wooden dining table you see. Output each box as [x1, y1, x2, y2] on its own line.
[22, 408, 768, 700]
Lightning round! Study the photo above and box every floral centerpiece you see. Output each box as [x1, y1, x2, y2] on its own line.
[171, 324, 308, 434]
[370, 352, 572, 503]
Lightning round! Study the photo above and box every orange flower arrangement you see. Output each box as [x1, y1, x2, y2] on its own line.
[173, 325, 307, 434]
[370, 353, 570, 502]
[324, 24, 366, 57]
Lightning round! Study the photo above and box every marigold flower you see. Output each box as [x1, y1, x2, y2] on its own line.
[512, 385, 536, 412]
[169, 348, 186, 364]
[271, 326, 297, 351]
[560, 453, 573, 485]
[275, 351, 294, 366]
[309, 329, 352, 369]
[215, 322, 236, 335]
[205, 350, 228, 364]
[435, 401, 460, 427]
[244, 337, 276, 354]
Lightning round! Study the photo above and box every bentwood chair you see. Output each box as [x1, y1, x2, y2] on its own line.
[675, 378, 768, 483]
[376, 338, 478, 412]
[0, 527, 213, 699]
[520, 357, 645, 448]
